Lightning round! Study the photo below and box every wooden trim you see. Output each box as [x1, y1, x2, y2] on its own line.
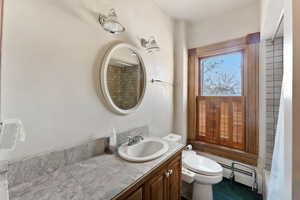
[189, 140, 258, 166]
[244, 41, 260, 154]
[188, 48, 197, 56]
[246, 32, 260, 44]
[187, 33, 260, 165]
[189, 37, 247, 58]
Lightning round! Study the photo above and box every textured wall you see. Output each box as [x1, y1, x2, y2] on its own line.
[0, 0, 174, 162]
[264, 38, 283, 170]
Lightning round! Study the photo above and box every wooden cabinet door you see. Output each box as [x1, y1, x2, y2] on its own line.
[126, 187, 143, 200]
[167, 159, 181, 200]
[145, 170, 167, 200]
[115, 152, 183, 200]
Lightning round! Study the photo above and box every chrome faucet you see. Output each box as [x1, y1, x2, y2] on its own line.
[127, 135, 144, 146]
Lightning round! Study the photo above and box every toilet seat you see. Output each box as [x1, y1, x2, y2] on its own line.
[181, 150, 223, 200]
[182, 151, 223, 176]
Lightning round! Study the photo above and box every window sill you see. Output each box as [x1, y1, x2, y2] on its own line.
[188, 140, 258, 166]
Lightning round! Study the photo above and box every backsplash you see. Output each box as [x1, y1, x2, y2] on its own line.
[7, 137, 108, 188]
[6, 126, 149, 189]
[116, 126, 149, 147]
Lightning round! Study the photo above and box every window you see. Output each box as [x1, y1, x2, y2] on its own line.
[188, 33, 260, 165]
[197, 52, 245, 151]
[201, 52, 243, 96]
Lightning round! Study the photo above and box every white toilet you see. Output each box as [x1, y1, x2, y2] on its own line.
[162, 134, 223, 200]
[182, 150, 223, 200]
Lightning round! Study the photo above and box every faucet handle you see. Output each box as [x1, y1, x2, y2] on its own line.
[136, 135, 144, 140]
[126, 135, 144, 146]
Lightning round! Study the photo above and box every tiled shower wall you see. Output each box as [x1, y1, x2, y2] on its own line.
[264, 37, 283, 170]
[107, 65, 141, 109]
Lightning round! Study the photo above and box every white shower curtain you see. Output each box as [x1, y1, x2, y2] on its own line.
[267, 87, 285, 200]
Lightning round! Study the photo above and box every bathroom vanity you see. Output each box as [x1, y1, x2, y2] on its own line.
[7, 137, 184, 200]
[115, 149, 182, 200]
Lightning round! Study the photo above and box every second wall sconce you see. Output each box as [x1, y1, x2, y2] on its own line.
[99, 9, 125, 34]
[140, 36, 160, 54]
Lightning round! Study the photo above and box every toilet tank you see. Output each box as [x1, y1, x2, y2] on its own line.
[163, 134, 182, 143]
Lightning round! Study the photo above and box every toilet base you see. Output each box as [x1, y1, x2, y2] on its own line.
[192, 182, 213, 200]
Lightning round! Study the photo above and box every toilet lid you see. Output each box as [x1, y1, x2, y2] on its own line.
[183, 153, 223, 176]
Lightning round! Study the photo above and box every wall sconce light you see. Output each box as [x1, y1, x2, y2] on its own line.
[140, 36, 160, 53]
[99, 9, 125, 34]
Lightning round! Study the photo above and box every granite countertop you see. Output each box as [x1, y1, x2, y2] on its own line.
[9, 141, 184, 200]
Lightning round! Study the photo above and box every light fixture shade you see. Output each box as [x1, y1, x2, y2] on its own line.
[140, 36, 160, 54]
[99, 9, 125, 34]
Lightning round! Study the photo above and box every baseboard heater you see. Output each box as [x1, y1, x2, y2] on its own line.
[218, 162, 258, 192]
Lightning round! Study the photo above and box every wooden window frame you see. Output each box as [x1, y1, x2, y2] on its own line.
[188, 33, 260, 166]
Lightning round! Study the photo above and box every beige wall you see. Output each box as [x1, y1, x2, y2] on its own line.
[173, 20, 188, 143]
[0, 0, 175, 162]
[187, 2, 260, 48]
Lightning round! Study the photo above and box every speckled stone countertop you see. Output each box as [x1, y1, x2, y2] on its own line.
[9, 141, 184, 200]
[0, 161, 9, 200]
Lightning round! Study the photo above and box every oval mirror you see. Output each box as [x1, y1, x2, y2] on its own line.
[100, 43, 146, 115]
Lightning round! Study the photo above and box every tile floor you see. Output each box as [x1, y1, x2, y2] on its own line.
[182, 178, 263, 200]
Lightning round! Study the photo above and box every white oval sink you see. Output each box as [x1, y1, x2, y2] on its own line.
[118, 137, 169, 162]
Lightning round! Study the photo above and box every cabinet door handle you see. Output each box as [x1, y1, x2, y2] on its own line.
[165, 171, 170, 177]
[169, 169, 173, 175]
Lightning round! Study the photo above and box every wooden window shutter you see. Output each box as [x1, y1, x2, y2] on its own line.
[196, 96, 245, 151]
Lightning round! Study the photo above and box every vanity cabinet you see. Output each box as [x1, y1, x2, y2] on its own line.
[114, 150, 182, 200]
[145, 169, 167, 200]
[167, 158, 181, 200]
[145, 157, 181, 200]
[126, 187, 143, 200]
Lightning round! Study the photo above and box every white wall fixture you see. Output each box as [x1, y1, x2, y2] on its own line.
[0, 119, 26, 151]
[151, 79, 173, 86]
[98, 9, 125, 34]
[140, 36, 160, 53]
[99, 43, 147, 115]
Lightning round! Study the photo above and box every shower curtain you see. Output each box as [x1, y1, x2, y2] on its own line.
[267, 86, 284, 200]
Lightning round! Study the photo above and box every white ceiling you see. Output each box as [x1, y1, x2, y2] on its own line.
[153, 0, 260, 22]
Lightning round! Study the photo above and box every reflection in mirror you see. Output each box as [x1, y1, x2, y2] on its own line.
[106, 47, 145, 110]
